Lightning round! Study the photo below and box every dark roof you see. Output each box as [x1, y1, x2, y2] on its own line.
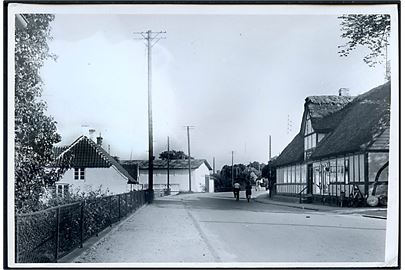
[305, 95, 353, 132]
[54, 136, 138, 184]
[311, 82, 390, 159]
[272, 134, 304, 167]
[120, 159, 212, 171]
[274, 82, 390, 167]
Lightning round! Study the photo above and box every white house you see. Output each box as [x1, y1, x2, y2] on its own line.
[53, 135, 138, 197]
[121, 159, 213, 193]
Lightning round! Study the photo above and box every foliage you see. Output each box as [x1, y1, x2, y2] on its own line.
[215, 162, 262, 190]
[338, 14, 390, 67]
[159, 150, 193, 160]
[261, 164, 270, 179]
[15, 14, 64, 213]
[44, 185, 109, 208]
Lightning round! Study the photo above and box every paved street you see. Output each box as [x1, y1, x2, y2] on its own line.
[73, 191, 386, 263]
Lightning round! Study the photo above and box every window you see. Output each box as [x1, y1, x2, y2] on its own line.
[57, 185, 63, 196]
[359, 154, 365, 182]
[57, 184, 69, 197]
[318, 133, 325, 143]
[337, 158, 344, 183]
[74, 168, 85, 180]
[305, 117, 314, 135]
[354, 155, 359, 182]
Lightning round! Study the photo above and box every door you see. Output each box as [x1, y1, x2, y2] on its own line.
[307, 164, 313, 194]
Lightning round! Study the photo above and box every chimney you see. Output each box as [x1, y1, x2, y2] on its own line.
[88, 129, 96, 141]
[96, 134, 103, 146]
[338, 88, 350, 96]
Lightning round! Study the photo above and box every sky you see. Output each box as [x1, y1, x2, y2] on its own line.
[39, 9, 389, 170]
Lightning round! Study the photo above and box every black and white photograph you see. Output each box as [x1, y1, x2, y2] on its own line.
[5, 3, 400, 268]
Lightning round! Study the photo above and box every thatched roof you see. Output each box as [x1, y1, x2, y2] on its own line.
[272, 134, 304, 167]
[306, 95, 353, 132]
[311, 82, 390, 159]
[274, 82, 390, 167]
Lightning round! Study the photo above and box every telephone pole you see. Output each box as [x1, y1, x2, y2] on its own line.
[269, 135, 272, 161]
[134, 30, 166, 202]
[213, 157, 216, 174]
[231, 151, 234, 186]
[167, 136, 170, 191]
[186, 126, 194, 192]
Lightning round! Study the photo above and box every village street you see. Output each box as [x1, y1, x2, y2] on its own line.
[73, 191, 386, 264]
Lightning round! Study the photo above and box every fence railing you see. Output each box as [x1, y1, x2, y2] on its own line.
[15, 190, 151, 263]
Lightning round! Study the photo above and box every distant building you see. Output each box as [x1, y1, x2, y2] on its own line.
[272, 82, 390, 204]
[121, 159, 213, 193]
[53, 135, 138, 197]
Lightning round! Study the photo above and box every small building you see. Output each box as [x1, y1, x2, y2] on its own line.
[273, 82, 390, 204]
[121, 159, 213, 193]
[53, 135, 138, 197]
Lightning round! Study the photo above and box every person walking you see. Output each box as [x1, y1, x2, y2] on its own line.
[245, 181, 252, 202]
[233, 182, 241, 201]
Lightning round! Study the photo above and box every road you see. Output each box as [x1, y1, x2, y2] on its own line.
[73, 191, 386, 264]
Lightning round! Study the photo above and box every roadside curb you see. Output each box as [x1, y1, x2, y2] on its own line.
[361, 214, 387, 220]
[254, 197, 320, 211]
[255, 195, 387, 216]
[58, 204, 149, 263]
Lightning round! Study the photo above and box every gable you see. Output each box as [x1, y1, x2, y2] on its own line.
[54, 136, 111, 168]
[54, 136, 138, 184]
[311, 82, 390, 159]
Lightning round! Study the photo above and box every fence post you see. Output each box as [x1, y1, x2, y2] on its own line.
[126, 193, 129, 215]
[80, 201, 85, 248]
[118, 194, 121, 220]
[109, 196, 112, 227]
[15, 216, 19, 263]
[54, 207, 60, 262]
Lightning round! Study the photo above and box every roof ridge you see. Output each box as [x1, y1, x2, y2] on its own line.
[55, 135, 86, 160]
[83, 136, 112, 166]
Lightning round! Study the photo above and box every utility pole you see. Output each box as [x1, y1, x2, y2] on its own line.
[269, 135, 272, 161]
[167, 136, 170, 191]
[134, 30, 166, 202]
[213, 157, 216, 174]
[231, 151, 234, 186]
[186, 126, 192, 192]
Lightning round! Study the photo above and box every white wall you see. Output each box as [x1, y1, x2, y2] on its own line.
[56, 166, 133, 195]
[138, 164, 211, 192]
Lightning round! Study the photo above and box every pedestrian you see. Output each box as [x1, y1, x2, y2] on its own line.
[245, 181, 252, 202]
[233, 182, 241, 201]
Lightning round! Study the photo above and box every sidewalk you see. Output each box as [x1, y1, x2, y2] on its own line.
[254, 193, 387, 219]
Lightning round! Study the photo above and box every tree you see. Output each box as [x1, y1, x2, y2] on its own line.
[338, 14, 390, 67]
[159, 150, 193, 160]
[14, 14, 64, 213]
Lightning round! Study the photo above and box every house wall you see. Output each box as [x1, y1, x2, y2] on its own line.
[137, 165, 211, 192]
[276, 152, 380, 198]
[56, 166, 134, 195]
[276, 164, 306, 194]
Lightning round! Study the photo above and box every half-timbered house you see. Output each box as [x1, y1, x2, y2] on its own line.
[273, 82, 390, 204]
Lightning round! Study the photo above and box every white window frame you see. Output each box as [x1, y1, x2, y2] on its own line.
[74, 168, 85, 180]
